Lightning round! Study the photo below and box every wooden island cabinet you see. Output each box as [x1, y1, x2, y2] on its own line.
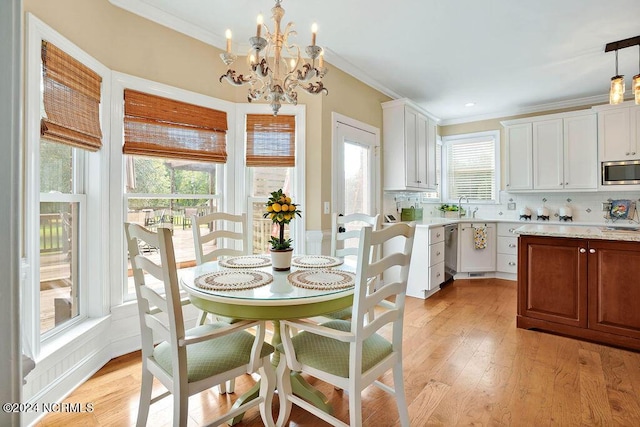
[518, 234, 640, 351]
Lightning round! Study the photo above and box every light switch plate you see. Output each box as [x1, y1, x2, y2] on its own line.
[507, 202, 516, 210]
[323, 201, 330, 214]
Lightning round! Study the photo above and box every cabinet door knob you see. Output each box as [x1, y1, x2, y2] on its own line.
[506, 183, 510, 187]
[508, 228, 515, 233]
[436, 251, 441, 256]
[509, 243, 516, 248]
[589, 248, 596, 254]
[436, 272, 441, 277]
[560, 183, 563, 186]
[565, 182, 568, 185]
[579, 248, 586, 253]
[626, 152, 631, 156]
[436, 233, 441, 237]
[508, 261, 516, 266]
[633, 152, 637, 155]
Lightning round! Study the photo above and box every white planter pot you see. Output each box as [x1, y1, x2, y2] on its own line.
[270, 248, 294, 271]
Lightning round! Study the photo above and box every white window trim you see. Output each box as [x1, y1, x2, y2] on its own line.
[24, 14, 111, 359]
[235, 103, 306, 253]
[109, 72, 236, 305]
[441, 130, 501, 204]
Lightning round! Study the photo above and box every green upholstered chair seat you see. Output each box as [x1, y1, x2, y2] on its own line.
[278, 320, 392, 378]
[153, 322, 274, 383]
[322, 307, 352, 320]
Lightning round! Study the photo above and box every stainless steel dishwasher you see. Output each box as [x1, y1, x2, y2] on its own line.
[444, 224, 458, 283]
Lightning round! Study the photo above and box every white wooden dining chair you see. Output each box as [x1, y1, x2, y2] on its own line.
[191, 211, 248, 393]
[277, 223, 415, 427]
[124, 223, 275, 427]
[325, 212, 382, 321]
[192, 212, 248, 265]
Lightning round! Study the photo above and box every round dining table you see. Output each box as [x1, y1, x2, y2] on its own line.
[179, 254, 357, 425]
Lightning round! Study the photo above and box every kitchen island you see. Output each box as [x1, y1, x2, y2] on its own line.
[515, 224, 640, 351]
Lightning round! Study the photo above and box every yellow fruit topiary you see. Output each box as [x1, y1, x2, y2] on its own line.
[272, 203, 282, 212]
[281, 204, 289, 212]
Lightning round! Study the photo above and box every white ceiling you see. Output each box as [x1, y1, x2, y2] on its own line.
[111, 0, 640, 124]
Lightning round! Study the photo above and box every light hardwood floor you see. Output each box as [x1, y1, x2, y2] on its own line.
[36, 278, 640, 426]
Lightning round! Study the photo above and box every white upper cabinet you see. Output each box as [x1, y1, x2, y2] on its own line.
[502, 110, 597, 192]
[595, 102, 640, 162]
[504, 123, 533, 190]
[563, 113, 598, 190]
[533, 119, 564, 190]
[382, 99, 438, 191]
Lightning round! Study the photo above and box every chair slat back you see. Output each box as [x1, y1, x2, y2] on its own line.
[330, 212, 382, 259]
[351, 223, 415, 348]
[125, 223, 186, 356]
[192, 212, 248, 264]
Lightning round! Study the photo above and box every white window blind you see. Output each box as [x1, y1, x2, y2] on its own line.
[445, 136, 496, 201]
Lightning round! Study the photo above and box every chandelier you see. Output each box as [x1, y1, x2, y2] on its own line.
[605, 35, 640, 105]
[219, 0, 328, 115]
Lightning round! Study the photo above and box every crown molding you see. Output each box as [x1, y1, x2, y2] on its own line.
[439, 94, 609, 126]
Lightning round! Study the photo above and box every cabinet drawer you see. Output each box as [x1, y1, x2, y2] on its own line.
[429, 226, 445, 244]
[498, 222, 519, 236]
[429, 261, 445, 288]
[498, 236, 518, 255]
[429, 242, 445, 266]
[497, 254, 518, 273]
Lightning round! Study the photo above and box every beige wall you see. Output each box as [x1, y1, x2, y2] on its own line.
[24, 0, 391, 231]
[439, 103, 607, 190]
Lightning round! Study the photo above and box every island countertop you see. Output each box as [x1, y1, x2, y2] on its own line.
[514, 224, 640, 242]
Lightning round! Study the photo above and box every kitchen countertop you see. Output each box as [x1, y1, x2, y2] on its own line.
[514, 224, 640, 242]
[384, 217, 640, 242]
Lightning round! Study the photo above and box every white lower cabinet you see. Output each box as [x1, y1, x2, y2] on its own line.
[459, 222, 496, 273]
[383, 225, 444, 299]
[496, 223, 519, 276]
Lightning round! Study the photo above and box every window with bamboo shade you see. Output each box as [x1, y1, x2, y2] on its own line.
[123, 89, 228, 163]
[246, 114, 296, 167]
[40, 41, 103, 151]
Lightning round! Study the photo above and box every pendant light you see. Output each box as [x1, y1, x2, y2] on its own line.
[634, 45, 640, 105]
[609, 49, 625, 105]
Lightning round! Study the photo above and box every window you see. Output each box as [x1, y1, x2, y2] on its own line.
[442, 131, 500, 203]
[26, 26, 110, 346]
[122, 89, 228, 298]
[242, 108, 305, 254]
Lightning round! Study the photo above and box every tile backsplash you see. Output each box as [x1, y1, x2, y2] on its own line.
[383, 191, 640, 224]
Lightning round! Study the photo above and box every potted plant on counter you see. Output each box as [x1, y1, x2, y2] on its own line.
[264, 189, 302, 271]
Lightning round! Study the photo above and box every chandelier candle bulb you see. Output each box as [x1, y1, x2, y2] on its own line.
[319, 50, 324, 67]
[311, 22, 317, 46]
[225, 29, 232, 53]
[256, 14, 263, 38]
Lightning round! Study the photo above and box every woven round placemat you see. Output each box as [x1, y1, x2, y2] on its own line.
[291, 255, 343, 268]
[287, 269, 355, 290]
[194, 270, 273, 291]
[219, 255, 272, 268]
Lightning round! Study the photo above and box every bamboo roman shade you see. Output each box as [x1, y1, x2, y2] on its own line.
[123, 89, 228, 163]
[40, 41, 103, 151]
[246, 114, 295, 167]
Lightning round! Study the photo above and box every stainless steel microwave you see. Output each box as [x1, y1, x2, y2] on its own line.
[602, 160, 640, 185]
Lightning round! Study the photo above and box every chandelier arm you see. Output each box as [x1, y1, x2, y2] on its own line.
[301, 81, 329, 96]
[219, 69, 252, 86]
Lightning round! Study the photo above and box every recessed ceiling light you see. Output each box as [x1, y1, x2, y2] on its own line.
[464, 102, 475, 107]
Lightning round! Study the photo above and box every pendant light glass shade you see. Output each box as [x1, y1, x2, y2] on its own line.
[609, 50, 625, 105]
[610, 75, 625, 104]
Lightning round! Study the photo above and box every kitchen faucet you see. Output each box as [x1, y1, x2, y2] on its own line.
[458, 196, 469, 218]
